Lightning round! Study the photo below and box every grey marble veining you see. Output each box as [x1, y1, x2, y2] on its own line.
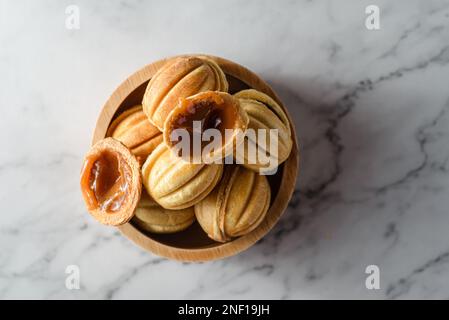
[1, 0, 449, 299]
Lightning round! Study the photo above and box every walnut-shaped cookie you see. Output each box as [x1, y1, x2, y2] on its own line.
[133, 193, 195, 234]
[194, 165, 270, 242]
[141, 143, 223, 210]
[142, 56, 228, 130]
[234, 89, 293, 173]
[107, 105, 163, 165]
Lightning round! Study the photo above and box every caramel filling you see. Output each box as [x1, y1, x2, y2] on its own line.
[80, 150, 132, 213]
[168, 93, 238, 149]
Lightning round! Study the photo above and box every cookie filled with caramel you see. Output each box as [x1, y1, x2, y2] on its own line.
[163, 91, 249, 162]
[80, 138, 141, 226]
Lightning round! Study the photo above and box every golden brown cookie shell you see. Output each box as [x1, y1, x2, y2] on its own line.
[133, 193, 195, 234]
[194, 165, 270, 242]
[141, 143, 224, 210]
[142, 56, 229, 130]
[107, 105, 162, 165]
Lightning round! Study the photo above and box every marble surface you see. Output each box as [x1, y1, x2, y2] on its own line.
[1, 0, 449, 299]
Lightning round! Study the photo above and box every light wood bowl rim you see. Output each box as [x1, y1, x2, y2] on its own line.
[91, 54, 299, 262]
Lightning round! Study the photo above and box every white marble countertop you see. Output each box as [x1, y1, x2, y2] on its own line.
[2, 0, 449, 299]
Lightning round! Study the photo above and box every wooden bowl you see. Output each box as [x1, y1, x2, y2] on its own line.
[92, 55, 299, 262]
